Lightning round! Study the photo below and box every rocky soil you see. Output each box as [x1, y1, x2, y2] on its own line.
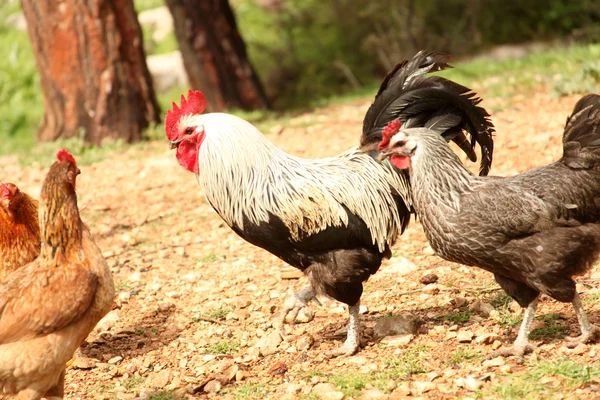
[2, 87, 600, 400]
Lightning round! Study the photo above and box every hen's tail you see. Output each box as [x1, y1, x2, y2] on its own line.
[561, 93, 600, 169]
[360, 50, 495, 176]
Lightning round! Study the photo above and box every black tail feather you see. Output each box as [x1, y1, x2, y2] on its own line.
[361, 50, 495, 176]
[561, 93, 600, 169]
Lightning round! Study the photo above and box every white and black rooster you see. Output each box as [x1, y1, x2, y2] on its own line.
[166, 51, 495, 356]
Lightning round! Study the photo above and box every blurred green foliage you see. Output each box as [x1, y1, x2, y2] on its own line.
[0, 0, 599, 160]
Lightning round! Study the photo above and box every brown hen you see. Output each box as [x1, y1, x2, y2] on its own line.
[0, 183, 40, 281]
[0, 150, 115, 399]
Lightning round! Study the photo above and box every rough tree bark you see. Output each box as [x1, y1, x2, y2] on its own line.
[21, 0, 161, 144]
[165, 0, 270, 111]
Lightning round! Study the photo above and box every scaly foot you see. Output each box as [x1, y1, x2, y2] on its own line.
[487, 343, 536, 359]
[276, 286, 319, 337]
[565, 324, 600, 348]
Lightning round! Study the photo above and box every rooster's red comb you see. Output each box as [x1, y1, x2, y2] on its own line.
[56, 149, 77, 168]
[165, 90, 206, 140]
[378, 119, 402, 151]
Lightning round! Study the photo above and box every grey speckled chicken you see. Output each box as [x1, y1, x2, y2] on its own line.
[379, 94, 600, 357]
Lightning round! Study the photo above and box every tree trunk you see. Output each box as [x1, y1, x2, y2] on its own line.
[165, 0, 270, 111]
[21, 0, 161, 145]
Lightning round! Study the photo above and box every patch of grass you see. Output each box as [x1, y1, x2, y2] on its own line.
[148, 390, 187, 400]
[230, 383, 266, 399]
[489, 293, 513, 309]
[328, 346, 428, 397]
[92, 382, 116, 394]
[496, 311, 522, 328]
[484, 358, 600, 398]
[437, 44, 600, 101]
[437, 310, 475, 324]
[583, 291, 600, 305]
[448, 346, 482, 367]
[391, 250, 400, 258]
[205, 307, 231, 320]
[301, 370, 326, 381]
[123, 376, 144, 390]
[206, 339, 240, 355]
[529, 313, 568, 340]
[115, 282, 131, 291]
[552, 60, 600, 97]
[200, 252, 218, 263]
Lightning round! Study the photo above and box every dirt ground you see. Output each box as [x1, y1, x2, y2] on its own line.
[3, 87, 600, 400]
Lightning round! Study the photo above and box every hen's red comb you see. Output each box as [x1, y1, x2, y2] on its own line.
[165, 90, 206, 140]
[56, 149, 77, 168]
[378, 119, 402, 151]
[0, 183, 10, 200]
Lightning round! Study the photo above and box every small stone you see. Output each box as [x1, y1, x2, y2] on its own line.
[483, 357, 505, 367]
[391, 381, 411, 397]
[571, 343, 587, 355]
[108, 356, 123, 364]
[284, 306, 314, 324]
[311, 383, 344, 400]
[491, 340, 502, 350]
[499, 365, 512, 374]
[204, 379, 222, 394]
[419, 273, 439, 285]
[453, 297, 467, 307]
[381, 334, 414, 346]
[412, 381, 434, 395]
[297, 334, 314, 351]
[457, 331, 474, 343]
[256, 331, 283, 356]
[360, 387, 388, 399]
[150, 369, 172, 389]
[463, 377, 483, 391]
[359, 304, 369, 314]
[72, 357, 97, 370]
[268, 361, 288, 376]
[475, 333, 500, 345]
[374, 315, 420, 338]
[469, 300, 495, 317]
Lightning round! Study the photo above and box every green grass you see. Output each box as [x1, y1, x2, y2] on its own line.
[206, 339, 240, 355]
[328, 346, 428, 397]
[230, 383, 266, 399]
[448, 347, 482, 367]
[489, 293, 513, 309]
[199, 252, 218, 263]
[437, 44, 600, 101]
[481, 358, 600, 399]
[123, 376, 144, 390]
[204, 307, 231, 320]
[148, 390, 187, 400]
[436, 310, 475, 324]
[529, 313, 568, 341]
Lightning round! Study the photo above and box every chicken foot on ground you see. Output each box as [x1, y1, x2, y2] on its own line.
[565, 292, 600, 347]
[324, 303, 360, 358]
[489, 297, 538, 359]
[276, 286, 321, 335]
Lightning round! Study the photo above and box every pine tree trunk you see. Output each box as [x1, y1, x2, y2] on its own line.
[21, 0, 161, 145]
[165, 0, 270, 111]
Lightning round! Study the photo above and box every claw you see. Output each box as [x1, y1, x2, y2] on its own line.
[487, 343, 536, 359]
[565, 325, 600, 348]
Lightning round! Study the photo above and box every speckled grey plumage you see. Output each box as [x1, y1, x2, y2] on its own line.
[387, 94, 600, 353]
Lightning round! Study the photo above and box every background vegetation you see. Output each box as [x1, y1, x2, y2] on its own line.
[0, 0, 599, 158]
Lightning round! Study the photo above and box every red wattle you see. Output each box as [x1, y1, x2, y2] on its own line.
[390, 155, 411, 170]
[175, 132, 204, 173]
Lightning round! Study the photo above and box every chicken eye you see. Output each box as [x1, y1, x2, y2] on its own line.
[184, 127, 195, 135]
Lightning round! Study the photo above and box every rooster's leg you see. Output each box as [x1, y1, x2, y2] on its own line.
[324, 302, 360, 357]
[565, 292, 600, 347]
[490, 297, 538, 358]
[276, 286, 319, 335]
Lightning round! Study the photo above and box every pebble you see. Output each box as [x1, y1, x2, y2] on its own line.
[150, 369, 172, 388]
[311, 383, 344, 400]
[482, 357, 505, 367]
[297, 334, 315, 351]
[381, 334, 414, 346]
[360, 387, 388, 399]
[204, 379, 222, 394]
[108, 356, 123, 364]
[468, 299, 495, 317]
[419, 273, 439, 285]
[475, 333, 500, 345]
[255, 331, 283, 356]
[456, 331, 474, 343]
